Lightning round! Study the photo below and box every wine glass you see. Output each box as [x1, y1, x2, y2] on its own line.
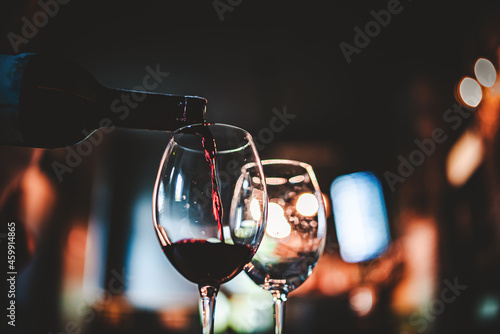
[244, 159, 327, 334]
[152, 123, 268, 334]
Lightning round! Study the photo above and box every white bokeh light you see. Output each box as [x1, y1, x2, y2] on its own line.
[296, 193, 319, 217]
[266, 202, 291, 239]
[459, 77, 482, 107]
[474, 58, 497, 87]
[250, 198, 262, 221]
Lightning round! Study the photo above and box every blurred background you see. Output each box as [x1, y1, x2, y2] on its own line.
[1, 0, 500, 333]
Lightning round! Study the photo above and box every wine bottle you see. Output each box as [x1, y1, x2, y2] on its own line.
[0, 53, 207, 148]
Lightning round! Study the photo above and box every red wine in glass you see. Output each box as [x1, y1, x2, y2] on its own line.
[162, 239, 254, 287]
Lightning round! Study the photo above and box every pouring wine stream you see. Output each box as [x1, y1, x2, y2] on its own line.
[200, 124, 225, 243]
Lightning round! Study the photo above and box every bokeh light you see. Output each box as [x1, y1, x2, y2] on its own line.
[266, 202, 291, 239]
[250, 198, 262, 221]
[296, 193, 319, 217]
[330, 171, 391, 263]
[349, 286, 375, 317]
[474, 58, 497, 87]
[446, 129, 484, 187]
[458, 77, 482, 107]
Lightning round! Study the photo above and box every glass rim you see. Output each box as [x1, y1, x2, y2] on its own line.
[260, 159, 322, 191]
[261, 159, 313, 171]
[172, 122, 254, 154]
[173, 122, 249, 135]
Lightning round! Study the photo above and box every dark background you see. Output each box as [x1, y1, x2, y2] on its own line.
[2, 0, 500, 333]
[2, 0, 496, 173]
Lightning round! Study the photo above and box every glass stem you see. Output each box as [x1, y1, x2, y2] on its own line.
[271, 290, 288, 334]
[199, 285, 218, 334]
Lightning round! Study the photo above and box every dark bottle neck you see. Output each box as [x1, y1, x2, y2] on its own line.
[101, 88, 207, 131]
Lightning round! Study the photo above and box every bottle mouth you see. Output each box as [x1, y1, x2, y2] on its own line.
[182, 96, 207, 123]
[184, 95, 207, 102]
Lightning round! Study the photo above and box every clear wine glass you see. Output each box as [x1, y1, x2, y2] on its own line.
[152, 123, 268, 334]
[244, 159, 327, 334]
